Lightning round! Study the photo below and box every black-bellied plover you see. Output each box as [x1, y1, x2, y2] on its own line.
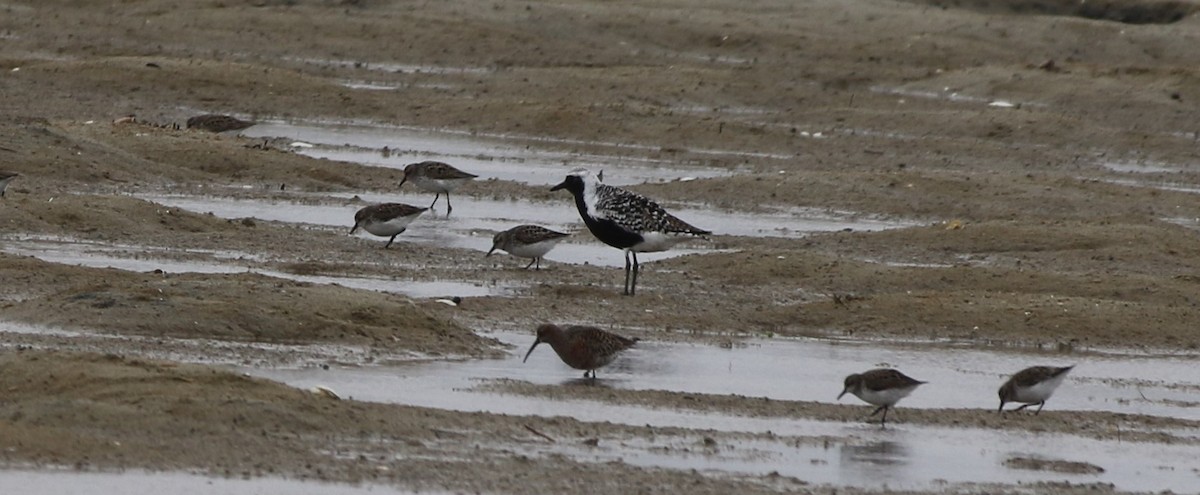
[186, 114, 255, 133]
[838, 368, 926, 427]
[0, 171, 18, 197]
[998, 365, 1073, 414]
[550, 168, 709, 295]
[487, 225, 570, 270]
[398, 161, 477, 214]
[349, 203, 428, 248]
[522, 323, 638, 379]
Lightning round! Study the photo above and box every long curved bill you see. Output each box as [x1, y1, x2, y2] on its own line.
[522, 340, 541, 363]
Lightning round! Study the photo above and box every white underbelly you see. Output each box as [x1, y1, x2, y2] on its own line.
[1012, 374, 1067, 403]
[854, 386, 917, 407]
[412, 176, 465, 194]
[631, 232, 693, 253]
[506, 239, 563, 259]
[363, 216, 417, 236]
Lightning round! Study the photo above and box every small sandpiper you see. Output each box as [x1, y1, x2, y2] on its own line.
[838, 368, 926, 427]
[551, 168, 710, 295]
[0, 171, 18, 197]
[522, 323, 639, 379]
[487, 225, 571, 270]
[998, 365, 1073, 414]
[349, 202, 428, 248]
[186, 114, 256, 133]
[398, 161, 478, 214]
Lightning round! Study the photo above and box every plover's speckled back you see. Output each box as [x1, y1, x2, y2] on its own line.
[522, 323, 638, 379]
[0, 171, 19, 197]
[186, 114, 255, 133]
[349, 202, 428, 248]
[551, 168, 709, 295]
[487, 225, 570, 270]
[398, 161, 478, 214]
[838, 368, 926, 427]
[998, 365, 1073, 414]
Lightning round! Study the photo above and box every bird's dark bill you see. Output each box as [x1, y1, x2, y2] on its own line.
[522, 341, 541, 362]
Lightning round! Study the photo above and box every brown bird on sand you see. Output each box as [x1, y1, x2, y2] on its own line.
[838, 368, 926, 427]
[187, 114, 255, 133]
[998, 365, 1073, 414]
[522, 323, 638, 379]
[398, 160, 478, 214]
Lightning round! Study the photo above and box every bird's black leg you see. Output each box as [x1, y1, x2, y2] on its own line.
[429, 193, 440, 210]
[623, 251, 633, 295]
[446, 193, 453, 215]
[881, 406, 889, 427]
[524, 258, 536, 270]
[1034, 401, 1045, 415]
[869, 405, 886, 417]
[385, 234, 398, 249]
[1015, 403, 1032, 412]
[630, 251, 639, 295]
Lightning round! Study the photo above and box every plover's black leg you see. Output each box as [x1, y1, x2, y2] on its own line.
[630, 251, 640, 295]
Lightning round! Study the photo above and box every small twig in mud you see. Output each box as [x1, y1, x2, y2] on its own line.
[1137, 387, 1149, 401]
[523, 424, 556, 443]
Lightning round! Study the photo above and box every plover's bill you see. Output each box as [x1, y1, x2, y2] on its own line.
[487, 225, 571, 270]
[0, 171, 18, 197]
[522, 323, 639, 379]
[349, 202, 428, 248]
[550, 168, 710, 295]
[998, 365, 1073, 414]
[838, 368, 926, 427]
[186, 114, 256, 133]
[398, 161, 478, 214]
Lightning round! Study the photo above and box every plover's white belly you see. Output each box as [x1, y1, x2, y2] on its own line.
[1013, 374, 1067, 403]
[854, 386, 918, 407]
[507, 239, 563, 259]
[631, 232, 692, 253]
[363, 216, 417, 236]
[411, 176, 467, 194]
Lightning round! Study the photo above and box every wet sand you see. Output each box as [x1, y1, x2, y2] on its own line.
[2, 0, 1200, 492]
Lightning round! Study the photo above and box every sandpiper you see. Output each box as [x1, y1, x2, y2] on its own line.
[998, 365, 1073, 414]
[838, 368, 926, 427]
[186, 114, 256, 133]
[522, 323, 638, 379]
[398, 161, 478, 214]
[550, 168, 710, 295]
[349, 202, 428, 248]
[487, 225, 571, 270]
[0, 171, 18, 197]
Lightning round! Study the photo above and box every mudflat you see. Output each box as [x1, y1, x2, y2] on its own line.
[1, 0, 1199, 492]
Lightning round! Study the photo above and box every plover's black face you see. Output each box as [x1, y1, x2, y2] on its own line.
[550, 174, 585, 194]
